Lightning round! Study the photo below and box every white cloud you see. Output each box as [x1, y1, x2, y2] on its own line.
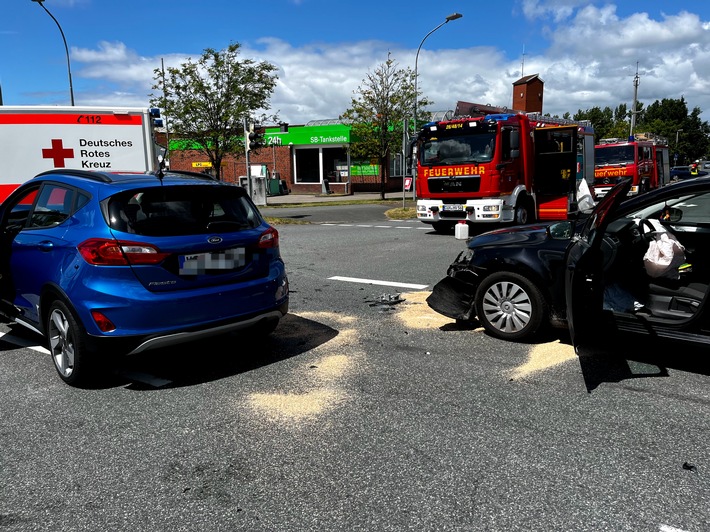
[68, 5, 710, 125]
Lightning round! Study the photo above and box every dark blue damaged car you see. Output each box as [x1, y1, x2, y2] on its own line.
[427, 178, 710, 346]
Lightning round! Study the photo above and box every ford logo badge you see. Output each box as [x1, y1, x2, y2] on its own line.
[208, 236, 223, 244]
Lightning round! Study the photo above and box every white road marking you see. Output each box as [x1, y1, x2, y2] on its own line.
[319, 223, 418, 229]
[329, 276, 428, 290]
[0, 331, 49, 354]
[660, 525, 690, 532]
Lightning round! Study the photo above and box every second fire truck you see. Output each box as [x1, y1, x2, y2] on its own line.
[593, 133, 670, 198]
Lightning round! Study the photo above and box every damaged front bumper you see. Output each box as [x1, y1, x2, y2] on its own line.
[426, 273, 479, 322]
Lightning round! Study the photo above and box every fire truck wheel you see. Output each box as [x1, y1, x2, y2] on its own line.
[514, 198, 534, 225]
[475, 271, 547, 341]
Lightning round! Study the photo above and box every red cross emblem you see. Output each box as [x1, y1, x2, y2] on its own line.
[41, 139, 75, 167]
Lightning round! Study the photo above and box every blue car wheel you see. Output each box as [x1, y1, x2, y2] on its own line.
[47, 300, 91, 387]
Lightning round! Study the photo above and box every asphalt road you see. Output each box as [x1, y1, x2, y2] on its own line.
[0, 204, 708, 531]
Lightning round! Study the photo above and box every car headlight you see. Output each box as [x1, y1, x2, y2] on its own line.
[454, 248, 475, 264]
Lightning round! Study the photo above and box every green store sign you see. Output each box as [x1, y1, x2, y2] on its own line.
[169, 124, 351, 151]
[264, 124, 350, 146]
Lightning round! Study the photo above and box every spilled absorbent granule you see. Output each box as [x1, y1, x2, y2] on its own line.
[311, 354, 351, 380]
[394, 291, 459, 329]
[248, 389, 345, 421]
[395, 292, 575, 380]
[248, 312, 359, 422]
[509, 340, 576, 380]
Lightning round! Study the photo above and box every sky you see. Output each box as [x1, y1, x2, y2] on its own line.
[3, 0, 710, 126]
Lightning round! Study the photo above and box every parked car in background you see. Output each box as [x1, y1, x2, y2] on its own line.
[427, 178, 710, 347]
[671, 165, 709, 182]
[670, 166, 693, 181]
[0, 169, 289, 386]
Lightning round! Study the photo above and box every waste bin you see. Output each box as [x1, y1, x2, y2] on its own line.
[268, 178, 281, 196]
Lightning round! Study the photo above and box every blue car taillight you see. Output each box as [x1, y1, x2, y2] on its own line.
[258, 227, 279, 249]
[77, 238, 169, 266]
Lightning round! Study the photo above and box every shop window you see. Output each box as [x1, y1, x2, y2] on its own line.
[295, 148, 319, 183]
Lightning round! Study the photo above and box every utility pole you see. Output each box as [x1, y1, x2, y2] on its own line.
[243, 118, 253, 198]
[402, 118, 408, 209]
[160, 58, 170, 163]
[629, 63, 640, 140]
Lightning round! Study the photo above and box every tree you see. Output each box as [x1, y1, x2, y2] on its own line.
[150, 43, 278, 180]
[341, 53, 429, 199]
[639, 97, 710, 164]
[574, 106, 615, 141]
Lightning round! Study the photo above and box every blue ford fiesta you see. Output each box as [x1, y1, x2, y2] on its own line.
[0, 169, 289, 386]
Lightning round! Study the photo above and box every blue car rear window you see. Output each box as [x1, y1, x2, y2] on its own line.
[106, 185, 262, 236]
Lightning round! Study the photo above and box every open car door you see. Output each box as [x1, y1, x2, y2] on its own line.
[564, 179, 632, 347]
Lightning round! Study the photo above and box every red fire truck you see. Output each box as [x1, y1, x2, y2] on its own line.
[413, 111, 595, 232]
[593, 133, 670, 198]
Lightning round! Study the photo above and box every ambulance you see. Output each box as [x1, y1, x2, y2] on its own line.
[0, 106, 164, 201]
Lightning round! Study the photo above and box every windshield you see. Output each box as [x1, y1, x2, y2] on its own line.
[625, 192, 710, 224]
[420, 133, 495, 165]
[595, 145, 635, 165]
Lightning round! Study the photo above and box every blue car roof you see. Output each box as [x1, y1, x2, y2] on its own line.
[29, 169, 241, 197]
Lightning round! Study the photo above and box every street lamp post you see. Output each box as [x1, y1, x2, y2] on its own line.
[413, 13, 462, 132]
[412, 12, 462, 199]
[32, 0, 75, 106]
[675, 129, 683, 166]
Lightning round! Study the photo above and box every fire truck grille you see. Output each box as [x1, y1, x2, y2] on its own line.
[595, 176, 624, 186]
[427, 176, 480, 193]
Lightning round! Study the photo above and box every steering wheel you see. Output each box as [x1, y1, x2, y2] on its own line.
[637, 218, 657, 235]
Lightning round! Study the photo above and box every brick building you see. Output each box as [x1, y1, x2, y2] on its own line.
[163, 120, 405, 196]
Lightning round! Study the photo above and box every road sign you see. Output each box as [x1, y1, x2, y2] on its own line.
[404, 177, 413, 191]
[192, 162, 212, 168]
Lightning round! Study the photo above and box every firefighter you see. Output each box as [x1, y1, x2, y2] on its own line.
[691, 161, 700, 176]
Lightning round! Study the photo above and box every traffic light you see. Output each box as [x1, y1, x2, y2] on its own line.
[149, 107, 163, 128]
[248, 127, 265, 151]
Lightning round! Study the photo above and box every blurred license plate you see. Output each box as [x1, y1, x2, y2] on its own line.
[442, 204, 463, 211]
[179, 248, 245, 274]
